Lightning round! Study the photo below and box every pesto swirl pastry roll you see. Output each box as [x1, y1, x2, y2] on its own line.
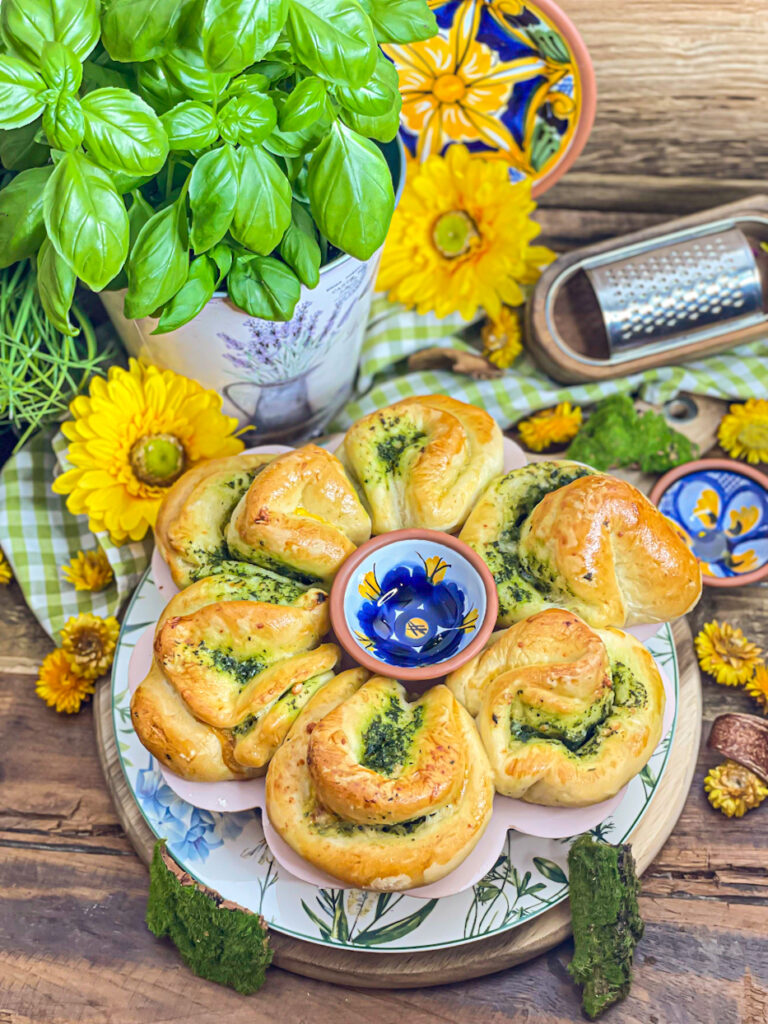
[460, 461, 701, 627]
[447, 609, 665, 806]
[339, 395, 504, 534]
[130, 567, 340, 781]
[266, 674, 494, 890]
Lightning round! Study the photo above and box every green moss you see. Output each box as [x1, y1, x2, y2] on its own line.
[567, 835, 644, 1019]
[146, 840, 272, 994]
[360, 696, 425, 776]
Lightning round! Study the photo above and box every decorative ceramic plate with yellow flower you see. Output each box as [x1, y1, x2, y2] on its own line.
[384, 0, 596, 195]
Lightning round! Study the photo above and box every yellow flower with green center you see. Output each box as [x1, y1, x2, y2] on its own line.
[694, 620, 763, 686]
[704, 760, 768, 817]
[52, 359, 244, 543]
[377, 145, 553, 321]
[60, 613, 120, 680]
[36, 648, 95, 714]
[745, 663, 768, 715]
[0, 550, 12, 585]
[61, 548, 114, 592]
[481, 306, 523, 369]
[717, 398, 768, 464]
[517, 402, 582, 452]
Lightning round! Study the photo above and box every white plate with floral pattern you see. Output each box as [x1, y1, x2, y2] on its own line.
[112, 567, 678, 952]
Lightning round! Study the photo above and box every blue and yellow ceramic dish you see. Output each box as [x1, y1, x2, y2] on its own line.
[331, 530, 498, 681]
[651, 459, 768, 586]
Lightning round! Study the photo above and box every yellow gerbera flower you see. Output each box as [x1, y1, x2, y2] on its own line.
[36, 648, 95, 714]
[517, 402, 582, 452]
[745, 663, 768, 715]
[694, 620, 763, 686]
[717, 398, 768, 464]
[52, 359, 244, 544]
[0, 550, 12, 585]
[60, 613, 120, 680]
[378, 145, 553, 321]
[61, 548, 114, 592]
[482, 306, 523, 368]
[704, 760, 768, 818]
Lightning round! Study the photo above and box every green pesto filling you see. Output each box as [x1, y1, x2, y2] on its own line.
[315, 812, 432, 838]
[230, 672, 332, 739]
[370, 414, 427, 474]
[193, 641, 267, 690]
[359, 695, 425, 776]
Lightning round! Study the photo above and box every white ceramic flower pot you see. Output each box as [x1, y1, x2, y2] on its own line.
[100, 140, 405, 443]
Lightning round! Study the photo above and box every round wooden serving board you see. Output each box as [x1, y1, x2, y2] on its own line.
[94, 616, 701, 989]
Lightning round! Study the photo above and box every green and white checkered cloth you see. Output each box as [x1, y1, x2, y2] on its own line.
[2, 296, 767, 640]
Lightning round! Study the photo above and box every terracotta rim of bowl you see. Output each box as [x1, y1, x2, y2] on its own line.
[528, 0, 597, 198]
[650, 458, 768, 587]
[330, 528, 499, 681]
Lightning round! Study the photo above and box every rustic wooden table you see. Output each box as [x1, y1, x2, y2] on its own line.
[3, 1, 768, 1020]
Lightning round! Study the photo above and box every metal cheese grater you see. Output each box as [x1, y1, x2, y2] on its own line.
[585, 227, 764, 352]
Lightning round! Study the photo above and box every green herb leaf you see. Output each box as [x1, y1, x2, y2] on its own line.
[161, 100, 219, 151]
[340, 97, 400, 143]
[102, 0, 187, 63]
[217, 92, 277, 145]
[278, 76, 327, 132]
[227, 72, 271, 99]
[125, 196, 189, 318]
[362, 0, 436, 43]
[189, 143, 239, 253]
[229, 254, 300, 320]
[286, 0, 377, 88]
[81, 87, 169, 175]
[0, 165, 52, 269]
[161, 46, 231, 103]
[42, 92, 85, 150]
[209, 241, 233, 283]
[1, 0, 100, 63]
[154, 253, 216, 332]
[335, 51, 397, 116]
[0, 56, 47, 129]
[40, 40, 83, 93]
[307, 120, 393, 259]
[279, 200, 320, 288]
[43, 151, 129, 290]
[202, 0, 289, 76]
[37, 237, 78, 335]
[231, 144, 292, 254]
[0, 119, 50, 170]
[105, 189, 155, 290]
[137, 60, 188, 114]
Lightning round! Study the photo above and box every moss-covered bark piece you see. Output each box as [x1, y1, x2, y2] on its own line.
[146, 841, 272, 993]
[567, 834, 644, 1020]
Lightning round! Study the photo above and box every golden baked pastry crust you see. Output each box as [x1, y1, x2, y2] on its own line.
[130, 571, 340, 781]
[227, 444, 371, 585]
[266, 674, 494, 890]
[460, 461, 701, 627]
[447, 608, 666, 806]
[340, 394, 504, 534]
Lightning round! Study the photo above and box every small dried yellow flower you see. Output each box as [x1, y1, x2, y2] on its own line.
[745, 663, 768, 715]
[704, 760, 768, 817]
[517, 402, 582, 452]
[61, 548, 114, 592]
[36, 648, 95, 714]
[482, 307, 523, 369]
[0, 550, 12, 585]
[60, 613, 120, 680]
[694, 620, 763, 686]
[717, 398, 768, 464]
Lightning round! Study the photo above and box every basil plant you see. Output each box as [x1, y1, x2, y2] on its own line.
[0, 0, 436, 331]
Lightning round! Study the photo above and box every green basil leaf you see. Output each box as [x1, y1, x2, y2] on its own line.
[226, 73, 270, 99]
[188, 143, 239, 253]
[43, 92, 85, 150]
[125, 196, 189, 318]
[286, 0, 377, 88]
[81, 54, 135, 94]
[162, 46, 230, 102]
[228, 253, 300, 320]
[81, 88, 169, 175]
[263, 97, 330, 158]
[43, 151, 129, 290]
[363, 0, 436, 43]
[37, 237, 78, 335]
[102, 0, 187, 62]
[340, 96, 400, 142]
[161, 100, 218, 151]
[0, 165, 53, 268]
[153, 253, 216, 332]
[0, 56, 47, 129]
[40, 41, 83, 92]
[1, 0, 100, 63]
[137, 61, 188, 114]
[335, 51, 398, 116]
[105, 189, 155, 288]
[209, 241, 233, 283]
[217, 92, 277, 145]
[0, 119, 50, 170]
[231, 144, 292, 254]
[202, 0, 289, 76]
[308, 121, 393, 259]
[278, 76, 327, 133]
[279, 199, 320, 288]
